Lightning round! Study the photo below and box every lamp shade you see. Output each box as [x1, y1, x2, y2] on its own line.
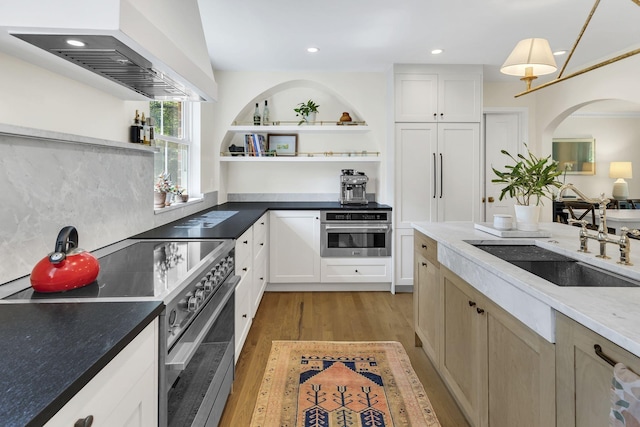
[609, 162, 633, 179]
[500, 38, 558, 77]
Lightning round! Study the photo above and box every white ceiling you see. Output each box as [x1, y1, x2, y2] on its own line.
[198, 0, 640, 83]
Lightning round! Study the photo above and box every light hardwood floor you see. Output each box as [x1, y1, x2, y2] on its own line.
[219, 291, 469, 427]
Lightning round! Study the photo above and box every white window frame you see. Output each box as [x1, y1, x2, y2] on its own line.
[153, 102, 201, 199]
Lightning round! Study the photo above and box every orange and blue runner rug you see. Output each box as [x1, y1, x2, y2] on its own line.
[250, 341, 441, 427]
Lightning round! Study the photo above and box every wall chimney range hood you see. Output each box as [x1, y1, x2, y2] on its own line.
[0, 0, 217, 102]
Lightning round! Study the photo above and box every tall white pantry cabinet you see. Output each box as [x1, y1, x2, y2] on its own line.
[394, 65, 483, 288]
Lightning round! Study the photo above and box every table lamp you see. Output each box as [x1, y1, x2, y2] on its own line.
[610, 161, 633, 200]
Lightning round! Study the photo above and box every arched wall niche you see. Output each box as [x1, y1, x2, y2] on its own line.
[217, 79, 372, 155]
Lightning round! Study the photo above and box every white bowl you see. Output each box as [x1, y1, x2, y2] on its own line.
[493, 214, 513, 230]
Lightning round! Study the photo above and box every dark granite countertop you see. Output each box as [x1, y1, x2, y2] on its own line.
[0, 301, 163, 427]
[133, 201, 392, 240]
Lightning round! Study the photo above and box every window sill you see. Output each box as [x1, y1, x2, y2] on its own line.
[154, 197, 203, 214]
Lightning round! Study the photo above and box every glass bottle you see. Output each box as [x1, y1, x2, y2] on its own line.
[262, 100, 270, 125]
[253, 103, 261, 126]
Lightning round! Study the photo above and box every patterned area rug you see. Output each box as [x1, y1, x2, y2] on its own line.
[250, 341, 441, 427]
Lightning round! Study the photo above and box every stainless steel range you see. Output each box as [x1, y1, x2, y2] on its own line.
[3, 238, 238, 427]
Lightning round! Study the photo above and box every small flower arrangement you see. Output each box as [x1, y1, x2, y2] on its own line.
[154, 173, 174, 193]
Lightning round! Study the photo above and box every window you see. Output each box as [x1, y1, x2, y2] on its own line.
[151, 101, 191, 194]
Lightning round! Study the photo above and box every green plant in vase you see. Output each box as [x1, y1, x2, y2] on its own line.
[491, 145, 562, 230]
[293, 100, 320, 125]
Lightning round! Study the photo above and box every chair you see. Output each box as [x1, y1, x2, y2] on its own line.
[627, 199, 640, 209]
[564, 201, 598, 231]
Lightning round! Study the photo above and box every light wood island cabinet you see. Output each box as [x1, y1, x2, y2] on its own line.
[413, 230, 556, 427]
[413, 232, 441, 365]
[556, 312, 640, 427]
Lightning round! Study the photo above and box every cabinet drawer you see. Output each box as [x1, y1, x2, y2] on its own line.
[321, 258, 391, 283]
[253, 213, 268, 243]
[234, 276, 252, 362]
[414, 232, 438, 265]
[235, 227, 253, 266]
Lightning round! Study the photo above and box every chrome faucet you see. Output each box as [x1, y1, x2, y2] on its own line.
[556, 183, 626, 261]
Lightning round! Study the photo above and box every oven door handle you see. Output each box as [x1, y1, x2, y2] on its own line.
[324, 225, 390, 231]
[166, 275, 239, 371]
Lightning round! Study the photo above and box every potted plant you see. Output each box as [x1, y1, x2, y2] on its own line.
[491, 145, 562, 231]
[154, 173, 174, 208]
[293, 100, 319, 125]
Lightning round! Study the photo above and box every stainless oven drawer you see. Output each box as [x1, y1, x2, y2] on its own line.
[320, 224, 392, 257]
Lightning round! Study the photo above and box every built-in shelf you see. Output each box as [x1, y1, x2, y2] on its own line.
[220, 155, 381, 163]
[228, 125, 369, 134]
[0, 123, 157, 153]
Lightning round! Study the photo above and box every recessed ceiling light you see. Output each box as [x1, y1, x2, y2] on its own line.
[307, 47, 319, 53]
[553, 50, 567, 56]
[431, 49, 443, 55]
[66, 39, 86, 47]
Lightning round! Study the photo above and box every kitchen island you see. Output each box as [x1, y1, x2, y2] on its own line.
[413, 221, 640, 427]
[413, 221, 640, 354]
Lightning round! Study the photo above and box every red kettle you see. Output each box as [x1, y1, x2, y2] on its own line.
[30, 226, 100, 293]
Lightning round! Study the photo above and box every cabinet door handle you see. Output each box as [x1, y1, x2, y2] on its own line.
[355, 269, 359, 273]
[468, 301, 476, 307]
[421, 244, 427, 249]
[421, 262, 428, 267]
[261, 222, 265, 225]
[75, 416, 94, 427]
[440, 113, 444, 119]
[242, 267, 248, 272]
[439, 153, 443, 198]
[242, 314, 247, 318]
[433, 113, 437, 120]
[476, 307, 485, 314]
[594, 344, 617, 367]
[243, 240, 248, 244]
[433, 153, 437, 199]
[260, 277, 264, 280]
[260, 242, 264, 246]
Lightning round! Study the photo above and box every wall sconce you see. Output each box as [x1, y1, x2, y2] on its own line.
[610, 161, 633, 200]
[500, 38, 558, 91]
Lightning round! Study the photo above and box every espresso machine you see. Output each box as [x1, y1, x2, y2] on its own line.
[339, 169, 369, 205]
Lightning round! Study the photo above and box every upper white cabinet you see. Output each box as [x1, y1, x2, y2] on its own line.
[394, 69, 482, 123]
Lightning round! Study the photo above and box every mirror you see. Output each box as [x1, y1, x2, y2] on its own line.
[552, 137, 595, 175]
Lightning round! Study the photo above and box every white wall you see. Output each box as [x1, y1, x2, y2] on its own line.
[554, 115, 640, 198]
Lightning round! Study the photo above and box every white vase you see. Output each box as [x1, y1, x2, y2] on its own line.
[305, 112, 317, 124]
[514, 205, 541, 231]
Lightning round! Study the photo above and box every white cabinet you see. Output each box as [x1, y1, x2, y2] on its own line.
[45, 320, 158, 427]
[395, 122, 481, 226]
[269, 210, 321, 283]
[235, 226, 253, 361]
[252, 213, 269, 316]
[320, 257, 391, 283]
[394, 72, 482, 123]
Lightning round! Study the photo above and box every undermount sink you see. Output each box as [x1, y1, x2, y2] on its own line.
[466, 242, 640, 288]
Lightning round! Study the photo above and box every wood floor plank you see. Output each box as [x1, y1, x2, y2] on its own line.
[218, 291, 469, 427]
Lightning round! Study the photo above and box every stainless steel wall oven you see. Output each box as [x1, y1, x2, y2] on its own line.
[320, 211, 392, 257]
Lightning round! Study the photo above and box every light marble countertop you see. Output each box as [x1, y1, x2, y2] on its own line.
[412, 221, 640, 357]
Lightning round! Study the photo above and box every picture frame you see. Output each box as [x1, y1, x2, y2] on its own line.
[267, 134, 297, 156]
[552, 137, 596, 175]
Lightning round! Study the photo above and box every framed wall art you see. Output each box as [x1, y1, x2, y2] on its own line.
[267, 134, 297, 156]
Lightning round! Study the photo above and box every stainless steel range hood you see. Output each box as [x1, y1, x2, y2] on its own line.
[0, 0, 217, 101]
[12, 34, 204, 100]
